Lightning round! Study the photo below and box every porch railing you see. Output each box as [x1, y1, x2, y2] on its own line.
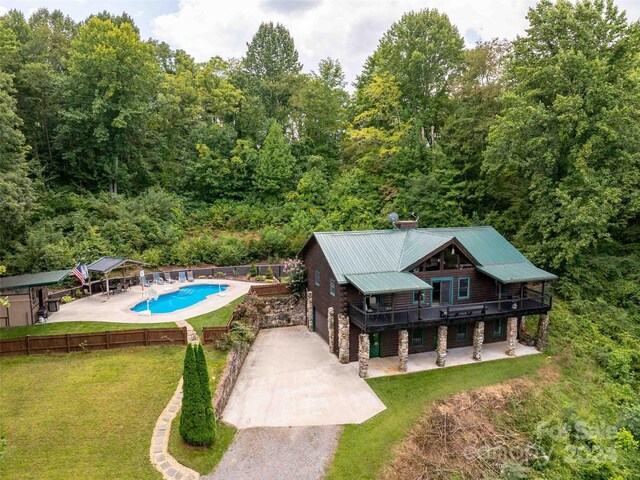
[348, 292, 552, 332]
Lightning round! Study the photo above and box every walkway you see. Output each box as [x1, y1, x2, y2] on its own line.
[359, 341, 540, 378]
[222, 326, 386, 428]
[47, 279, 255, 324]
[203, 426, 342, 480]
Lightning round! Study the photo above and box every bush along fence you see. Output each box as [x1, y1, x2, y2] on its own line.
[0, 327, 188, 358]
[50, 263, 285, 300]
[205, 288, 305, 418]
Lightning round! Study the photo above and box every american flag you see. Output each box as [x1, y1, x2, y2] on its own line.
[71, 264, 87, 285]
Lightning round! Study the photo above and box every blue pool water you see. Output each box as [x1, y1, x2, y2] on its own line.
[131, 284, 228, 314]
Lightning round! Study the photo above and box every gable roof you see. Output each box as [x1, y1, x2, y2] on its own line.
[0, 269, 71, 290]
[305, 226, 557, 285]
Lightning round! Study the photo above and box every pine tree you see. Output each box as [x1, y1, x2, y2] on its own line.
[253, 122, 294, 201]
[195, 344, 215, 444]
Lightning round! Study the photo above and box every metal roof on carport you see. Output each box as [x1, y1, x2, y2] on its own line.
[0, 270, 71, 290]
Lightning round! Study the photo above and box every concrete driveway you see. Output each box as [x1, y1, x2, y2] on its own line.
[222, 326, 386, 428]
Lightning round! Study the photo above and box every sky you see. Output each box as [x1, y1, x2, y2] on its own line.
[2, 0, 639, 87]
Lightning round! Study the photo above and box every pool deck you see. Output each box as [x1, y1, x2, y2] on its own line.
[47, 279, 258, 324]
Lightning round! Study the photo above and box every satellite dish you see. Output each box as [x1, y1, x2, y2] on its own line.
[388, 212, 399, 224]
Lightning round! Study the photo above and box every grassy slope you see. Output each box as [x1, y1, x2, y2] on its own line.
[0, 346, 185, 480]
[0, 321, 178, 339]
[185, 296, 245, 340]
[168, 347, 236, 474]
[326, 354, 546, 480]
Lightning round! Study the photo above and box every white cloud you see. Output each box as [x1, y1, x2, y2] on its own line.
[152, 0, 541, 87]
[0, 5, 8, 15]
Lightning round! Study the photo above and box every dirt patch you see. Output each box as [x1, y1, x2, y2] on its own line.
[383, 379, 538, 480]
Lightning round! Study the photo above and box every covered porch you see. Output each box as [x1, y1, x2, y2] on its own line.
[358, 340, 540, 378]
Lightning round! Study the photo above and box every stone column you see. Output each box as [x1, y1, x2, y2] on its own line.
[472, 321, 485, 361]
[358, 333, 370, 378]
[436, 325, 447, 367]
[535, 314, 549, 351]
[398, 329, 409, 373]
[328, 307, 335, 353]
[306, 290, 313, 332]
[505, 317, 518, 356]
[338, 313, 350, 364]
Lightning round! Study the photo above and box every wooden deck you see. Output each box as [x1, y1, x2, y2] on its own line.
[348, 294, 551, 333]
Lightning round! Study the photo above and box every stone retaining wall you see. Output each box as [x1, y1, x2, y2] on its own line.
[213, 346, 250, 419]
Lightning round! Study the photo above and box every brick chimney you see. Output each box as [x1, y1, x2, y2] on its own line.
[395, 220, 418, 230]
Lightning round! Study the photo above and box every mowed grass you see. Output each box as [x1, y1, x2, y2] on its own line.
[326, 354, 546, 480]
[186, 296, 245, 340]
[0, 321, 178, 339]
[168, 347, 236, 474]
[0, 346, 186, 480]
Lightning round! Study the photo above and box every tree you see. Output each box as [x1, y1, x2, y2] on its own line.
[194, 344, 215, 443]
[55, 17, 161, 193]
[369, 9, 465, 136]
[242, 22, 302, 121]
[483, 0, 640, 270]
[253, 122, 295, 200]
[290, 58, 348, 159]
[0, 72, 34, 252]
[179, 344, 214, 446]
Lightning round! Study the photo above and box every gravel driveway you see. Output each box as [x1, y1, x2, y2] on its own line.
[204, 425, 342, 480]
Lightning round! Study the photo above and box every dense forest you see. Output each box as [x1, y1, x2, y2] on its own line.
[1, 0, 639, 477]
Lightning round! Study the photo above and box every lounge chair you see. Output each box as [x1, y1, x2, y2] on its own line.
[164, 272, 175, 283]
[186, 271, 195, 282]
[141, 276, 152, 288]
[153, 273, 166, 285]
[178, 271, 187, 283]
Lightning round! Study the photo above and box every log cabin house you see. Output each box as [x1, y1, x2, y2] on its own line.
[299, 223, 556, 376]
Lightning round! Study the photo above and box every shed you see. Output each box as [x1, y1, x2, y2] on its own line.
[0, 269, 71, 328]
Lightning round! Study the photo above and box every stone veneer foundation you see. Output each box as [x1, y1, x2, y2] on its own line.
[436, 325, 448, 367]
[327, 307, 335, 353]
[536, 313, 549, 351]
[306, 291, 314, 332]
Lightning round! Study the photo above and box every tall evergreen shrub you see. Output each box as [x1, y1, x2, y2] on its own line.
[179, 344, 214, 446]
[195, 344, 216, 443]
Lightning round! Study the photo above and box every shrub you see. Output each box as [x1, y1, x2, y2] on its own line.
[283, 258, 306, 297]
[214, 271, 226, 278]
[265, 266, 273, 280]
[75, 289, 83, 298]
[249, 264, 257, 277]
[179, 344, 214, 446]
[194, 344, 216, 443]
[60, 295, 74, 304]
[215, 322, 255, 351]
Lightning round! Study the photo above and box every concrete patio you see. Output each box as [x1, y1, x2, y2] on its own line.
[47, 278, 255, 324]
[357, 341, 540, 378]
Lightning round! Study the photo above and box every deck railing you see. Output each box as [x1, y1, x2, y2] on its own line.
[348, 292, 552, 332]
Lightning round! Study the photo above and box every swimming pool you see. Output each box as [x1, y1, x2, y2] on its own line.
[131, 284, 228, 314]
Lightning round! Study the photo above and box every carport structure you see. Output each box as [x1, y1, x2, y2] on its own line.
[87, 256, 145, 297]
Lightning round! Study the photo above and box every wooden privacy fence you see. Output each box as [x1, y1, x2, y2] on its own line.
[202, 326, 230, 345]
[0, 327, 188, 358]
[248, 283, 291, 297]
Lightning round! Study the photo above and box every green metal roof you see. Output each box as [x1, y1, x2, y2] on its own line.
[0, 269, 71, 290]
[476, 263, 558, 284]
[345, 272, 432, 295]
[305, 226, 557, 287]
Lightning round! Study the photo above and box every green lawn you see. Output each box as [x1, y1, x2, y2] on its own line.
[168, 347, 236, 474]
[0, 346, 186, 480]
[326, 354, 546, 480]
[186, 296, 245, 340]
[0, 321, 178, 339]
